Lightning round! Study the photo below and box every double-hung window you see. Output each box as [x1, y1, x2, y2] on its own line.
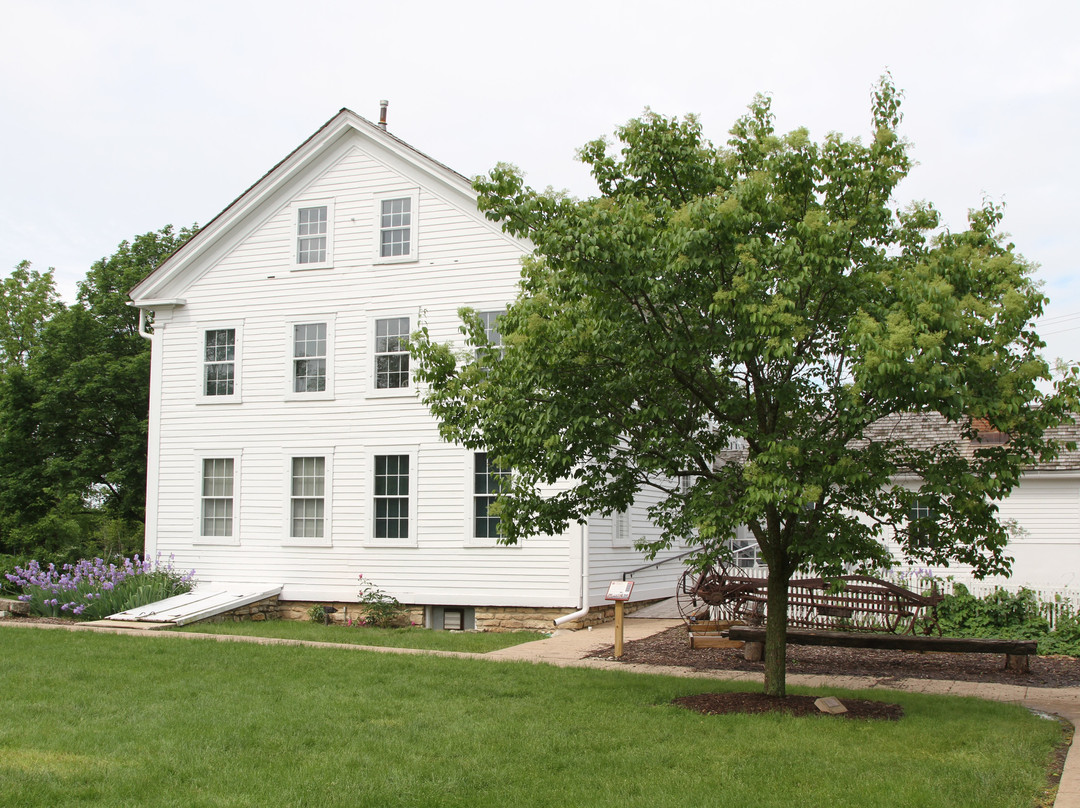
[293, 323, 326, 393]
[297, 206, 327, 264]
[203, 329, 235, 396]
[374, 317, 410, 390]
[200, 458, 236, 539]
[292, 201, 333, 269]
[290, 456, 326, 540]
[474, 452, 510, 539]
[908, 498, 938, 549]
[474, 310, 505, 365]
[380, 198, 410, 257]
[374, 192, 418, 263]
[612, 509, 631, 548]
[285, 317, 334, 399]
[374, 454, 410, 539]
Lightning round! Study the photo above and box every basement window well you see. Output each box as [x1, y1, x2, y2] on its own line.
[426, 605, 474, 631]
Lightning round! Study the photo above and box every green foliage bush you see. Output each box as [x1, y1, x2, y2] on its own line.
[357, 576, 408, 628]
[937, 583, 1079, 656]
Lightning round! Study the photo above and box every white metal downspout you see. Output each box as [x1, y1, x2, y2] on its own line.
[136, 306, 153, 340]
[554, 521, 589, 627]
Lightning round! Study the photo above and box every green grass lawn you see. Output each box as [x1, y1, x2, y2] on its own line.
[176, 619, 547, 653]
[0, 627, 1063, 808]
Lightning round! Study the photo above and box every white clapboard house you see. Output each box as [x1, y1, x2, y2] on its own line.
[128, 107, 689, 629]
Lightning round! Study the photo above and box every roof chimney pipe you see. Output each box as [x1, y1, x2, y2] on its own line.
[378, 100, 388, 130]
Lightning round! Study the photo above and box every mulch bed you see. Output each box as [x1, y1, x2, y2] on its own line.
[673, 691, 904, 720]
[588, 625, 1080, 688]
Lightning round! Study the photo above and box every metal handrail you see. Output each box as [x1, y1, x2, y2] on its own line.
[622, 548, 698, 581]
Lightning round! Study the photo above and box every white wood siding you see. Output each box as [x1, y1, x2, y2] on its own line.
[148, 140, 577, 606]
[886, 476, 1080, 590]
[585, 484, 691, 606]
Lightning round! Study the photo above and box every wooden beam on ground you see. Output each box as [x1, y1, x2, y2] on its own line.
[727, 626, 1037, 656]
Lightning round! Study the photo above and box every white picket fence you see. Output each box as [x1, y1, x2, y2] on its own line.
[909, 578, 1080, 630]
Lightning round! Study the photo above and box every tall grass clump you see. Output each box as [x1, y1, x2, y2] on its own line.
[4, 554, 195, 620]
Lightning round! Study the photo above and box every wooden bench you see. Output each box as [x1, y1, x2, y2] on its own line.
[728, 626, 1038, 672]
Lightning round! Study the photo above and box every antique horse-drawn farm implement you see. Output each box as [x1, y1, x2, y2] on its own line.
[675, 564, 943, 635]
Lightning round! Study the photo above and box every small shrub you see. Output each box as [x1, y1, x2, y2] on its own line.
[4, 554, 195, 621]
[936, 583, 1080, 657]
[1038, 602, 1080, 657]
[357, 575, 407, 628]
[937, 583, 1050, 639]
[308, 604, 326, 624]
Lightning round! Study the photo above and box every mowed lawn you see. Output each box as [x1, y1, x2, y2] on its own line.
[0, 627, 1062, 808]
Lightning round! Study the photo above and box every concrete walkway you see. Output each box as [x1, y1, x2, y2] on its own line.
[5, 616, 1078, 805]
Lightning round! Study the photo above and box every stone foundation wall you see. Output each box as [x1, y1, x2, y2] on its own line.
[275, 601, 423, 627]
[197, 596, 280, 624]
[0, 597, 30, 618]
[268, 598, 662, 632]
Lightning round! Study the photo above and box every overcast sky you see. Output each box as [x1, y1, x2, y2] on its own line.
[2, 0, 1077, 368]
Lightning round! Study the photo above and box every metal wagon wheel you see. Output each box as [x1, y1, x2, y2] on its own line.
[675, 568, 712, 623]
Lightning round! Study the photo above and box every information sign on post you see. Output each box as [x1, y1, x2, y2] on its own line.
[606, 580, 634, 601]
[605, 580, 634, 658]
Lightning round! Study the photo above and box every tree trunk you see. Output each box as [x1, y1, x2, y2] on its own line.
[763, 565, 790, 697]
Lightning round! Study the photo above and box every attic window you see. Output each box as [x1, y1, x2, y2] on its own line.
[297, 206, 327, 264]
[374, 192, 418, 263]
[971, 417, 1009, 445]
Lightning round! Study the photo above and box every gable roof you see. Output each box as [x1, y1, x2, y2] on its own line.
[862, 411, 1080, 472]
[129, 108, 515, 304]
[714, 412, 1080, 473]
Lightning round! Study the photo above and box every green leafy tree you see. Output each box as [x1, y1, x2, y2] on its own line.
[0, 260, 64, 371]
[0, 225, 197, 561]
[413, 78, 1079, 696]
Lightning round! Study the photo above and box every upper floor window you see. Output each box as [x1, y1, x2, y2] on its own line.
[203, 329, 235, 396]
[908, 498, 938, 549]
[285, 317, 334, 400]
[475, 310, 505, 363]
[380, 198, 410, 257]
[474, 452, 510, 539]
[375, 317, 410, 389]
[297, 206, 327, 264]
[612, 509, 631, 548]
[374, 192, 418, 263]
[293, 323, 327, 393]
[291, 201, 333, 269]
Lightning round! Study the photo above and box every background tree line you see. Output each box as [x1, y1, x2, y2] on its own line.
[0, 225, 196, 579]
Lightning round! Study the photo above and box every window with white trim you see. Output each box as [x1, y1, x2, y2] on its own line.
[908, 498, 938, 549]
[474, 310, 505, 364]
[380, 198, 411, 257]
[297, 206, 327, 264]
[474, 452, 510, 539]
[612, 509, 631, 548]
[728, 525, 762, 569]
[200, 458, 235, 538]
[290, 456, 326, 539]
[203, 328, 236, 397]
[374, 454, 410, 539]
[374, 192, 418, 263]
[292, 322, 327, 393]
[375, 317, 410, 389]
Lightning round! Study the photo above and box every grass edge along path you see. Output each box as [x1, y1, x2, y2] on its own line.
[0, 627, 1064, 808]
[174, 618, 547, 653]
